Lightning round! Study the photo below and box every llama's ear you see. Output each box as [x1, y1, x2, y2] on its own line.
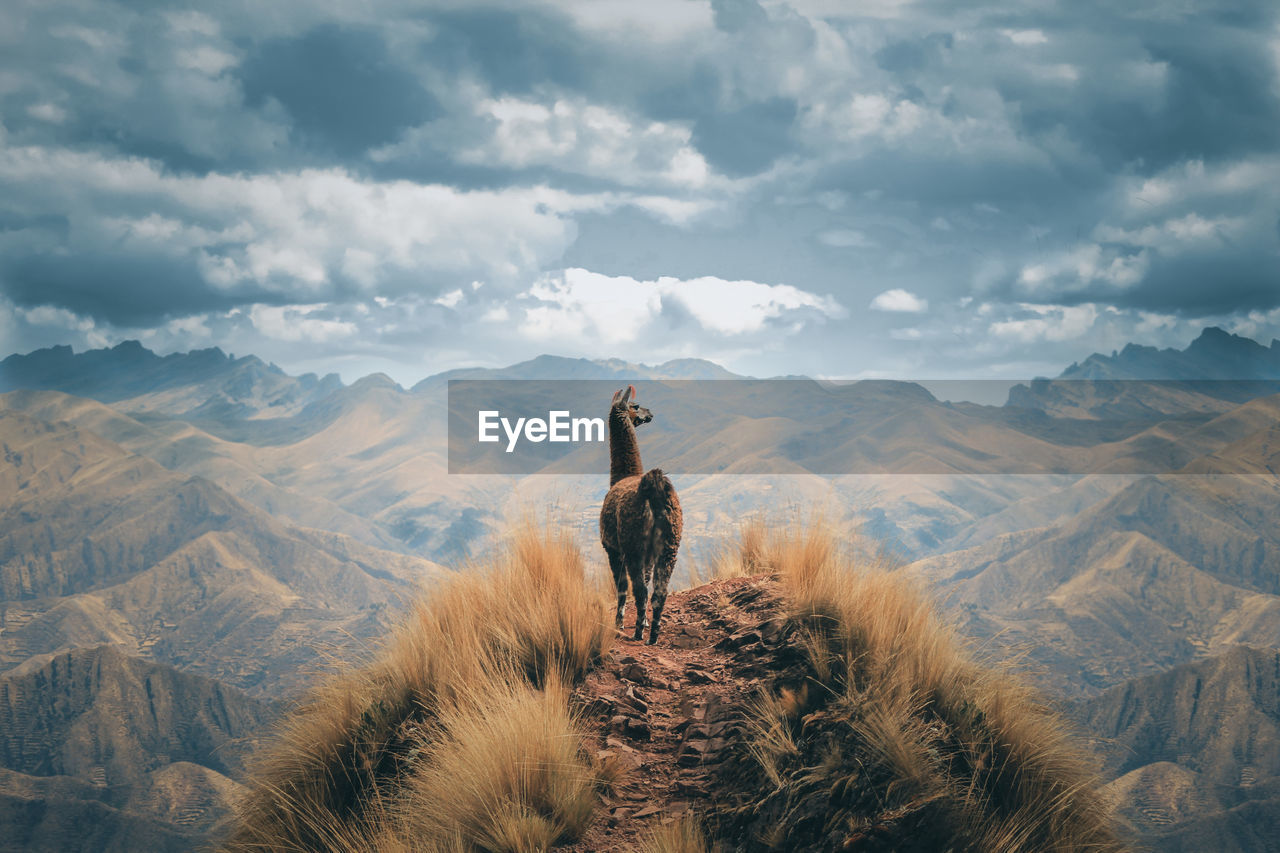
[625, 384, 636, 402]
[611, 389, 622, 405]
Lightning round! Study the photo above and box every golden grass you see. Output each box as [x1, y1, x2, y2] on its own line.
[221, 522, 612, 852]
[396, 675, 598, 851]
[715, 516, 1125, 852]
[707, 512, 769, 581]
[638, 815, 709, 853]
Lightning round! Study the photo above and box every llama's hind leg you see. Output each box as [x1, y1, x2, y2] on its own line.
[627, 559, 648, 642]
[605, 546, 627, 628]
[647, 551, 676, 645]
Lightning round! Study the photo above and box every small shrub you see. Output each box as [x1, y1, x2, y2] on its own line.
[639, 815, 709, 853]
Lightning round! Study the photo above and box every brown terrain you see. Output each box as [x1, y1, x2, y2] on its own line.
[566, 576, 780, 851]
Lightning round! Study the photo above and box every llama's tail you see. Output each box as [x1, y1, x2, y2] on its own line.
[638, 468, 677, 520]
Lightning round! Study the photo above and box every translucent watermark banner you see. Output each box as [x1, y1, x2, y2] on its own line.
[446, 378, 1280, 475]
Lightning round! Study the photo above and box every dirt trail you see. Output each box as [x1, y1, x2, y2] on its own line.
[563, 576, 788, 852]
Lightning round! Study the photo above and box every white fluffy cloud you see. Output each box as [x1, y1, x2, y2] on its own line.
[1016, 244, 1148, 296]
[458, 97, 712, 189]
[870, 289, 928, 312]
[1001, 29, 1049, 46]
[990, 303, 1099, 343]
[248, 304, 357, 343]
[521, 267, 844, 343]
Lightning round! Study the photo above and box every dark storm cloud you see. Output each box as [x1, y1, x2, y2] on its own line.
[423, 7, 593, 96]
[995, 23, 1280, 172]
[408, 3, 805, 180]
[240, 25, 440, 158]
[1081, 250, 1280, 316]
[3, 252, 263, 325]
[637, 63, 722, 123]
[874, 33, 955, 74]
[0, 212, 70, 240]
[710, 0, 769, 34]
[691, 97, 798, 177]
[0, 3, 284, 175]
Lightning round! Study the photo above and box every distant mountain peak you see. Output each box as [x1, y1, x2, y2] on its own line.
[1, 340, 344, 417]
[350, 372, 402, 392]
[1186, 325, 1269, 355]
[1057, 326, 1280, 380]
[523, 353, 739, 378]
[411, 353, 740, 389]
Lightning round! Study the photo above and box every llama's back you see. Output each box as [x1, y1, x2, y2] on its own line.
[638, 468, 682, 545]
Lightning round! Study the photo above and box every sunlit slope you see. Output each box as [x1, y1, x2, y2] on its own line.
[1077, 646, 1280, 849]
[912, 468, 1280, 694]
[0, 389, 404, 550]
[0, 646, 273, 853]
[0, 410, 444, 693]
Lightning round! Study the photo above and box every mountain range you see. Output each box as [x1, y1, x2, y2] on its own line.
[1060, 326, 1280, 380]
[3, 326, 1280, 848]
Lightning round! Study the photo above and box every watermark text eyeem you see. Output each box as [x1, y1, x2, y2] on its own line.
[478, 410, 606, 452]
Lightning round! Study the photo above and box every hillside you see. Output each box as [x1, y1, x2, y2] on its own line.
[0, 646, 273, 853]
[910, 463, 1280, 694]
[1075, 646, 1280, 849]
[1061, 327, 1280, 381]
[0, 389, 406, 550]
[0, 409, 444, 693]
[6, 337, 1278, 574]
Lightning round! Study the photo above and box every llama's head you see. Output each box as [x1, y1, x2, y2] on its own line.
[611, 384, 652, 426]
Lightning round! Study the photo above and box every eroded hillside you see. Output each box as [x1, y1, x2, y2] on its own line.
[0, 646, 272, 853]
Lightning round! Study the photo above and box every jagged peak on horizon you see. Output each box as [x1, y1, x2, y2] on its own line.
[1057, 325, 1280, 381]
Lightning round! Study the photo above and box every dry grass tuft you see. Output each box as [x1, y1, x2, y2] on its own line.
[222, 522, 612, 852]
[397, 674, 597, 851]
[706, 512, 769, 581]
[638, 814, 709, 853]
[713, 516, 1124, 852]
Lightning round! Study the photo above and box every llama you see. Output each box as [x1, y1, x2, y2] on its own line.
[599, 385, 683, 644]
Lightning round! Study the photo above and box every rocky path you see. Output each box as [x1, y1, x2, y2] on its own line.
[563, 576, 788, 852]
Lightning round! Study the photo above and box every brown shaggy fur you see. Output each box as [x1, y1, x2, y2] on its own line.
[599, 386, 683, 644]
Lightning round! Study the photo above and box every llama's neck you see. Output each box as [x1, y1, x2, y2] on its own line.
[608, 407, 643, 485]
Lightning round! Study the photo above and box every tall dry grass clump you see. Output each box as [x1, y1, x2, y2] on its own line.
[396, 674, 598, 850]
[638, 815, 709, 853]
[714, 517, 1124, 852]
[222, 523, 612, 853]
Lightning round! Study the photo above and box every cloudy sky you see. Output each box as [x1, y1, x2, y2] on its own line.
[1, 0, 1278, 382]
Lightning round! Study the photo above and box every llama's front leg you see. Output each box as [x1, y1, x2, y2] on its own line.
[606, 546, 627, 628]
[647, 553, 676, 645]
[627, 560, 648, 642]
